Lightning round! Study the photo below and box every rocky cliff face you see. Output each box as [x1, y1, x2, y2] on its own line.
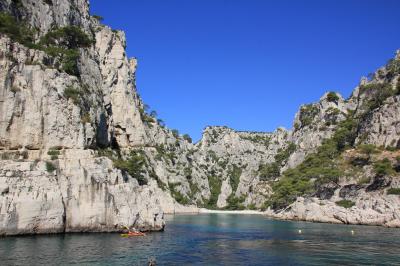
[155, 51, 400, 227]
[0, 0, 183, 235]
[1, 0, 400, 236]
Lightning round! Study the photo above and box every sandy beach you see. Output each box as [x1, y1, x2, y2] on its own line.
[198, 208, 265, 215]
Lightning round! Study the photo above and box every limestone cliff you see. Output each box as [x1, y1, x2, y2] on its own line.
[0, 0, 176, 235]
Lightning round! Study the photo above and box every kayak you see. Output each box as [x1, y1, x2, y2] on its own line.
[120, 232, 146, 237]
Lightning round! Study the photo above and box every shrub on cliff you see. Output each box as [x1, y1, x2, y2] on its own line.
[168, 182, 190, 205]
[0, 12, 95, 77]
[40, 26, 93, 49]
[228, 164, 242, 193]
[172, 129, 179, 138]
[225, 195, 246, 210]
[92, 15, 104, 22]
[183, 134, 192, 143]
[275, 142, 296, 165]
[45, 161, 57, 172]
[39, 26, 93, 76]
[299, 104, 319, 128]
[0, 12, 36, 48]
[268, 115, 357, 210]
[64, 86, 82, 104]
[358, 144, 379, 156]
[387, 188, 400, 195]
[326, 92, 339, 103]
[373, 158, 394, 177]
[359, 82, 395, 112]
[258, 162, 280, 181]
[113, 150, 148, 185]
[205, 175, 222, 209]
[335, 200, 355, 208]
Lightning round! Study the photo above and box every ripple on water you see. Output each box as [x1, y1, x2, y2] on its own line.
[1, 214, 400, 265]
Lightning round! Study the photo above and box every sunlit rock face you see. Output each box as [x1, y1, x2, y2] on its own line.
[0, 0, 166, 235]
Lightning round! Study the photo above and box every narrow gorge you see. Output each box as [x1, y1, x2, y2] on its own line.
[1, 0, 400, 236]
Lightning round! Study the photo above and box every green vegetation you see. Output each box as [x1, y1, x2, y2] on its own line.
[357, 176, 371, 185]
[358, 144, 379, 155]
[326, 92, 339, 103]
[0, 12, 36, 48]
[331, 113, 357, 151]
[358, 82, 397, 112]
[61, 49, 80, 76]
[387, 188, 400, 195]
[268, 80, 400, 209]
[172, 129, 179, 138]
[183, 134, 192, 143]
[188, 180, 200, 198]
[325, 107, 341, 126]
[92, 15, 104, 22]
[43, 0, 53, 5]
[81, 113, 91, 124]
[157, 118, 165, 127]
[228, 165, 242, 193]
[10, 86, 21, 93]
[258, 162, 280, 181]
[299, 104, 319, 128]
[275, 142, 297, 165]
[386, 146, 399, 152]
[0, 13, 94, 77]
[45, 161, 57, 172]
[39, 26, 93, 76]
[335, 200, 355, 208]
[63, 84, 91, 108]
[240, 134, 271, 146]
[373, 158, 394, 177]
[113, 150, 148, 185]
[205, 175, 222, 209]
[349, 144, 378, 166]
[169, 182, 189, 205]
[397, 79, 400, 95]
[155, 144, 177, 163]
[225, 195, 246, 210]
[257, 142, 296, 182]
[147, 168, 167, 191]
[184, 167, 192, 178]
[47, 149, 60, 160]
[139, 106, 155, 124]
[386, 58, 400, 78]
[396, 156, 400, 172]
[206, 150, 218, 163]
[64, 86, 81, 104]
[268, 114, 357, 210]
[40, 26, 93, 49]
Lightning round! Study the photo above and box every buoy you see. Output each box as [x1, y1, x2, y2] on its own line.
[298, 229, 302, 234]
[351, 230, 354, 235]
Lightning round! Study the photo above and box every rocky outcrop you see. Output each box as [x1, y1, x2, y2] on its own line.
[269, 190, 400, 227]
[0, 150, 165, 235]
[0, 0, 172, 235]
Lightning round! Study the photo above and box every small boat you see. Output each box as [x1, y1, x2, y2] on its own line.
[120, 231, 146, 237]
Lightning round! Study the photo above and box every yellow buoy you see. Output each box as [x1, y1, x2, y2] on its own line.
[351, 230, 355, 235]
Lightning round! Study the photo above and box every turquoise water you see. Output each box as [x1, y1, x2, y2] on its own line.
[1, 214, 400, 265]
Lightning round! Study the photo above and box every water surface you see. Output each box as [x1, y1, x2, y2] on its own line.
[1, 214, 399, 265]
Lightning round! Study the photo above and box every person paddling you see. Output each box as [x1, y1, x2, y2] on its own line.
[121, 226, 146, 237]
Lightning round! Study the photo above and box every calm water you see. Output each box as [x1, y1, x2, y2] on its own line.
[1, 214, 400, 265]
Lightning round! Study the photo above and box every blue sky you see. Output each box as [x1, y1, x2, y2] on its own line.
[90, 0, 400, 141]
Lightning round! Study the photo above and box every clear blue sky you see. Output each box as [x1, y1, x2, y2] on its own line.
[90, 0, 400, 141]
